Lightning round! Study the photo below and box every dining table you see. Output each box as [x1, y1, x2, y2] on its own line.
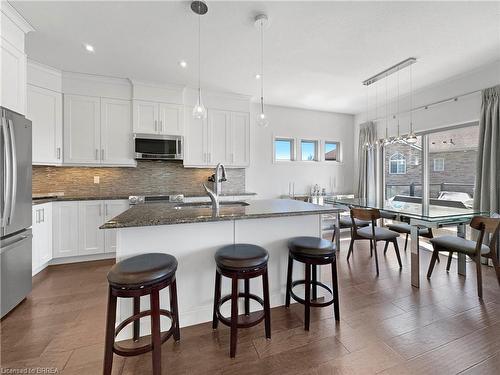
[322, 197, 488, 288]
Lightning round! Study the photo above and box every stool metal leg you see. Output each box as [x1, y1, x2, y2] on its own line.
[285, 254, 293, 308]
[133, 297, 140, 342]
[262, 268, 271, 339]
[170, 279, 180, 341]
[103, 287, 117, 375]
[230, 276, 239, 358]
[244, 278, 250, 316]
[331, 258, 340, 322]
[312, 265, 318, 301]
[304, 263, 311, 331]
[150, 289, 161, 375]
[212, 270, 221, 329]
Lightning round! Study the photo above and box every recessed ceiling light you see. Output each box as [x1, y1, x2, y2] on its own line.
[179, 60, 187, 68]
[84, 43, 95, 53]
[255, 74, 261, 80]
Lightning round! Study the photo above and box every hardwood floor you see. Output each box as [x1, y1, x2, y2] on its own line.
[1, 236, 500, 374]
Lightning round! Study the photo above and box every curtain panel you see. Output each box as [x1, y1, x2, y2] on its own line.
[474, 85, 500, 214]
[357, 121, 378, 200]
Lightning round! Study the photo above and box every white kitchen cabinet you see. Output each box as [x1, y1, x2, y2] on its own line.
[184, 108, 250, 168]
[1, 38, 27, 115]
[133, 100, 183, 135]
[100, 98, 134, 165]
[229, 112, 250, 167]
[104, 200, 130, 253]
[63, 94, 101, 164]
[184, 109, 209, 166]
[32, 203, 52, 275]
[78, 201, 105, 256]
[208, 110, 231, 165]
[52, 201, 79, 258]
[27, 85, 63, 165]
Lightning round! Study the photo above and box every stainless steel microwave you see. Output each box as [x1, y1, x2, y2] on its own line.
[134, 134, 183, 160]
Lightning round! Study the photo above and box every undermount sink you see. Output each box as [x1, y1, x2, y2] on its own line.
[174, 201, 250, 209]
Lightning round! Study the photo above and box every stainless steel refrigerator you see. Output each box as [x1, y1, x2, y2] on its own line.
[1, 106, 32, 318]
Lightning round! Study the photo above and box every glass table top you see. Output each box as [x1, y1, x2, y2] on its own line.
[324, 197, 488, 223]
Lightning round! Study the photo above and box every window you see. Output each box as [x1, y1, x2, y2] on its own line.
[274, 138, 294, 161]
[300, 140, 318, 161]
[389, 153, 406, 174]
[324, 141, 340, 161]
[433, 158, 444, 172]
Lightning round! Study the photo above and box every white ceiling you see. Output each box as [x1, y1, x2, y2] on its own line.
[12, 1, 500, 114]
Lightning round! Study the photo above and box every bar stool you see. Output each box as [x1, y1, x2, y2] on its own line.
[103, 253, 180, 375]
[285, 237, 340, 331]
[212, 244, 271, 358]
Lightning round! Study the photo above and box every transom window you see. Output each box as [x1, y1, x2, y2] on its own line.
[274, 138, 294, 161]
[300, 140, 318, 161]
[324, 141, 340, 161]
[389, 153, 406, 174]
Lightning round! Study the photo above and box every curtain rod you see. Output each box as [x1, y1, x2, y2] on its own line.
[366, 89, 482, 123]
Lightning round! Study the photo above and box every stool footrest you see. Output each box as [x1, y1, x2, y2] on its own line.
[216, 292, 265, 329]
[113, 309, 176, 357]
[290, 280, 335, 308]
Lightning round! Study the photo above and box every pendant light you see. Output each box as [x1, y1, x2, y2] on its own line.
[394, 68, 404, 143]
[406, 63, 418, 144]
[192, 1, 208, 119]
[383, 74, 391, 146]
[255, 14, 269, 127]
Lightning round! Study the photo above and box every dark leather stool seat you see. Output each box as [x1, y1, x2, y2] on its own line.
[215, 244, 268, 271]
[103, 253, 180, 375]
[288, 236, 335, 257]
[213, 244, 271, 358]
[286, 236, 340, 331]
[107, 253, 177, 288]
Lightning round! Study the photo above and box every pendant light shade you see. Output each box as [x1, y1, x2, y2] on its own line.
[255, 14, 269, 127]
[192, 1, 207, 120]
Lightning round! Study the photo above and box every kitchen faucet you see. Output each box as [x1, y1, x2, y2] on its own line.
[203, 163, 227, 212]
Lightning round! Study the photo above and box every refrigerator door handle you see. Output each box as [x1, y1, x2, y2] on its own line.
[1, 115, 12, 228]
[0, 232, 32, 254]
[7, 119, 17, 225]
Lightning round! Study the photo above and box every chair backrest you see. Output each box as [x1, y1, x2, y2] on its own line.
[469, 216, 500, 256]
[350, 208, 379, 236]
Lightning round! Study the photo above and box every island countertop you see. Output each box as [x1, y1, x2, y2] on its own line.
[101, 199, 342, 229]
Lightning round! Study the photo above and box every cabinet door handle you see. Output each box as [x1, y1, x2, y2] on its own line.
[56, 147, 61, 160]
[105, 203, 108, 217]
[155, 120, 158, 132]
[41, 208, 44, 223]
[159, 120, 163, 133]
[101, 149, 105, 161]
[99, 204, 102, 217]
[95, 149, 99, 160]
[35, 209, 39, 224]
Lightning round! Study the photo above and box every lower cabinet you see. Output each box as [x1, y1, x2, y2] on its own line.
[51, 199, 129, 259]
[32, 203, 53, 275]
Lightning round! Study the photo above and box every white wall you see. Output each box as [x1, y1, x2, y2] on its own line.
[353, 60, 500, 192]
[246, 104, 355, 198]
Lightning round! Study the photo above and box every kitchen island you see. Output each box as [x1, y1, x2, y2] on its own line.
[102, 199, 342, 339]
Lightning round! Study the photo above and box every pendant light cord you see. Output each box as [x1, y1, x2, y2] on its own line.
[409, 64, 413, 133]
[397, 68, 400, 137]
[260, 19, 264, 113]
[385, 74, 388, 140]
[198, 6, 201, 102]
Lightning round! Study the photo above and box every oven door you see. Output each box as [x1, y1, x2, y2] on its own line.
[134, 135, 182, 160]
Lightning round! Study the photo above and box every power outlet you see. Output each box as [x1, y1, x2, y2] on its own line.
[93, 176, 100, 184]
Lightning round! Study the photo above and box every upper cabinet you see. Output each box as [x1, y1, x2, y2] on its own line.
[27, 84, 63, 165]
[184, 108, 250, 168]
[64, 94, 134, 166]
[0, 3, 34, 115]
[132, 100, 184, 135]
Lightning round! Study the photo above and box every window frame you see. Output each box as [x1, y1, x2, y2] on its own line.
[323, 141, 341, 162]
[273, 137, 296, 162]
[433, 158, 445, 172]
[299, 139, 319, 162]
[388, 152, 407, 175]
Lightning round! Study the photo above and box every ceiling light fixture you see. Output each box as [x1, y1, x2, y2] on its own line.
[83, 43, 95, 53]
[255, 14, 269, 128]
[179, 60, 187, 68]
[255, 74, 261, 80]
[191, 0, 208, 120]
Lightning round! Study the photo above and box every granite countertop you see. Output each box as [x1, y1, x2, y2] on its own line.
[101, 199, 343, 229]
[32, 192, 257, 205]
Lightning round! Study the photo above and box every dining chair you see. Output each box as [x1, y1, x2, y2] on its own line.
[427, 216, 500, 298]
[347, 208, 402, 274]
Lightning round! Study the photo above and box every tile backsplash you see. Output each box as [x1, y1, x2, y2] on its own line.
[33, 161, 246, 197]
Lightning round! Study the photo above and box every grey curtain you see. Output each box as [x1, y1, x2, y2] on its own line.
[474, 85, 500, 214]
[357, 121, 378, 200]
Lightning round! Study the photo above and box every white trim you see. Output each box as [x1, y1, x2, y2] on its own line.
[1, 2, 35, 34]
